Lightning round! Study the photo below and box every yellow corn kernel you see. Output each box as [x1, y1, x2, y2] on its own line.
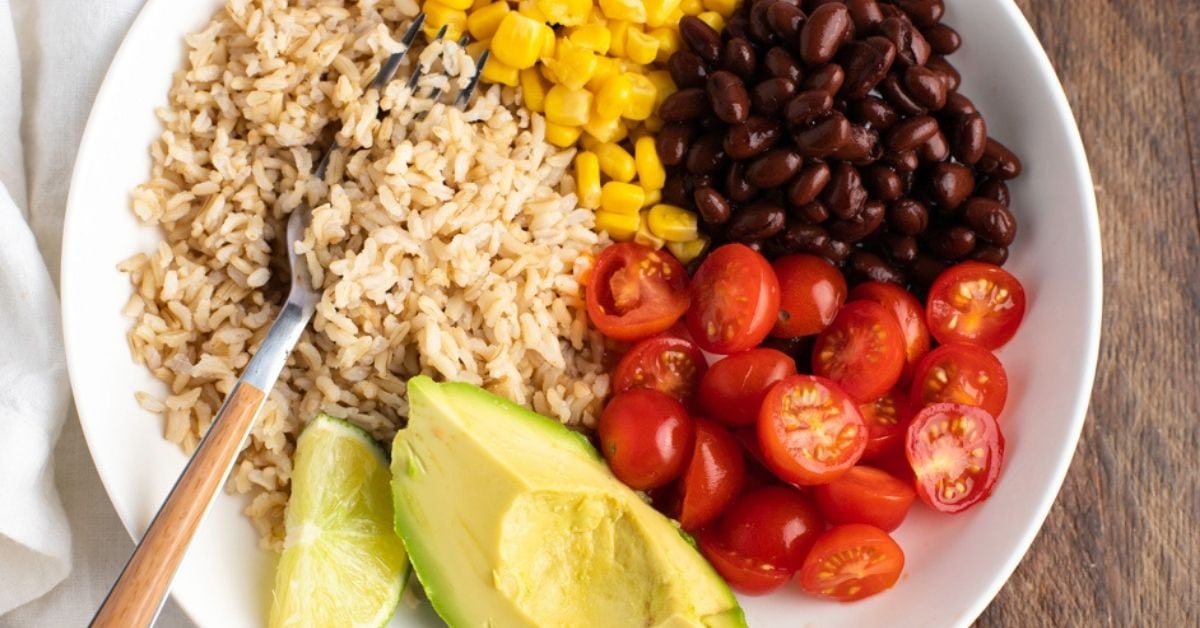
[646, 70, 677, 111]
[438, 0, 474, 10]
[538, 25, 556, 60]
[595, 210, 640, 241]
[644, 0, 684, 27]
[583, 114, 624, 143]
[545, 84, 593, 127]
[596, 74, 634, 120]
[608, 21, 633, 57]
[635, 211, 667, 248]
[696, 11, 725, 32]
[599, 0, 647, 23]
[601, 182, 647, 215]
[517, 0, 546, 21]
[519, 67, 549, 112]
[568, 24, 612, 54]
[647, 204, 699, 242]
[575, 152, 602, 209]
[634, 136, 667, 190]
[643, 115, 665, 132]
[623, 29, 660, 65]
[648, 27, 681, 62]
[667, 8, 685, 24]
[667, 236, 709, 264]
[580, 133, 602, 151]
[703, 0, 739, 17]
[466, 2, 509, 40]
[466, 38, 491, 59]
[623, 72, 657, 120]
[548, 38, 597, 90]
[481, 56, 519, 86]
[537, 0, 591, 26]
[680, 0, 705, 16]
[544, 122, 583, 148]
[595, 142, 637, 182]
[586, 56, 620, 91]
[642, 186, 663, 208]
[423, 1, 468, 39]
[492, 12, 543, 69]
[471, 0, 490, 10]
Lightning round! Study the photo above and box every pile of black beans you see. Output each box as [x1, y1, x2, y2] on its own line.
[656, 0, 1022, 292]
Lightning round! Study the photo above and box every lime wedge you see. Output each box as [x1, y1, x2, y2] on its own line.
[269, 415, 409, 628]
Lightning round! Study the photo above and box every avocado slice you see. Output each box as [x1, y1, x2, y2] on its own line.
[391, 376, 747, 628]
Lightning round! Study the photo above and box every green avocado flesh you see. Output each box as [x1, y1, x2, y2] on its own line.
[391, 376, 746, 628]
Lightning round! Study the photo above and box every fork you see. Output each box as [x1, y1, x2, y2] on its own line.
[91, 15, 487, 627]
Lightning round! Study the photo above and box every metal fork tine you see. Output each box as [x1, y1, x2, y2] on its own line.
[408, 24, 448, 90]
[370, 13, 426, 92]
[454, 49, 489, 110]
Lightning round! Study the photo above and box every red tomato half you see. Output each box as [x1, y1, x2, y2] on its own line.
[906, 403, 1005, 513]
[758, 375, 867, 486]
[812, 300, 906, 402]
[687, 244, 781, 354]
[586, 242, 690, 341]
[911, 343, 1009, 417]
[813, 466, 916, 531]
[771, 254, 847, 338]
[598, 390, 695, 490]
[798, 524, 905, 601]
[926, 261, 1027, 350]
[858, 388, 915, 461]
[698, 349, 797, 427]
[676, 419, 746, 530]
[850, 281, 931, 381]
[613, 336, 708, 407]
[697, 531, 793, 595]
[719, 485, 825, 572]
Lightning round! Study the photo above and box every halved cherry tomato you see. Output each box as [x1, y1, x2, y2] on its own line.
[676, 419, 746, 530]
[598, 389, 695, 490]
[686, 244, 781, 354]
[911, 343, 1009, 417]
[798, 524, 905, 601]
[613, 336, 708, 407]
[586, 242, 690, 342]
[698, 348, 797, 427]
[813, 466, 916, 531]
[850, 281, 931, 381]
[758, 375, 867, 486]
[812, 300, 906, 402]
[906, 403, 1005, 513]
[859, 388, 915, 460]
[926, 261, 1026, 350]
[697, 531, 792, 595]
[719, 485, 824, 572]
[871, 446, 916, 485]
[771, 254, 847, 338]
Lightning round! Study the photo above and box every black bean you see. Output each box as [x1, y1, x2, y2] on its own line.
[727, 202, 788, 242]
[793, 112, 852, 157]
[707, 71, 751, 124]
[821, 162, 868, 219]
[950, 112, 987, 165]
[971, 244, 1010, 265]
[886, 114, 939, 151]
[660, 88, 711, 122]
[926, 55, 961, 91]
[862, 164, 905, 201]
[926, 225, 977, 259]
[904, 65, 948, 110]
[800, 3, 852, 65]
[765, 47, 804, 83]
[680, 16, 722, 63]
[726, 162, 759, 202]
[823, 238, 853, 264]
[686, 132, 728, 174]
[769, 223, 830, 256]
[800, 63, 845, 95]
[828, 199, 885, 241]
[830, 124, 882, 164]
[747, 148, 804, 187]
[894, 0, 945, 27]
[963, 197, 1017, 245]
[849, 96, 900, 130]
[694, 186, 732, 225]
[662, 176, 690, 207]
[839, 37, 897, 100]
[885, 233, 919, 263]
[847, 0, 886, 33]
[752, 77, 798, 115]
[887, 198, 930, 234]
[978, 137, 1023, 179]
[878, 16, 931, 68]
[788, 162, 833, 206]
[667, 51, 709, 89]
[923, 23, 961, 54]
[721, 38, 758, 79]
[784, 90, 835, 125]
[656, 122, 695, 167]
[976, 178, 1011, 206]
[767, 1, 806, 40]
[928, 162, 975, 210]
[877, 74, 927, 116]
[943, 92, 977, 117]
[918, 129, 950, 162]
[791, 200, 831, 224]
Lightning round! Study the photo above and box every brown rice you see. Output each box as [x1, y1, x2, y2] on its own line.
[121, 0, 610, 548]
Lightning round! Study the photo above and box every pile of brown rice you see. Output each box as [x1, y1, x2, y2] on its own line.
[121, 0, 610, 548]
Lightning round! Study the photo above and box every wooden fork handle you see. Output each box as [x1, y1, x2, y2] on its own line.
[91, 382, 266, 628]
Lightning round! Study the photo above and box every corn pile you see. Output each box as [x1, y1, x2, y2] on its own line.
[419, 0, 741, 263]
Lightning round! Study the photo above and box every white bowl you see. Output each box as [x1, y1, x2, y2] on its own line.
[61, 0, 1101, 626]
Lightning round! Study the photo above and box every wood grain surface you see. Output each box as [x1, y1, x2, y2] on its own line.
[977, 2, 1200, 626]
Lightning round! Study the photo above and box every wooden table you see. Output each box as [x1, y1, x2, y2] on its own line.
[977, 2, 1200, 625]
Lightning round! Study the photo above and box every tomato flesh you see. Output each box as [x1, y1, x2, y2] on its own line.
[586, 242, 690, 341]
[927, 261, 1026, 350]
[850, 281, 931, 381]
[718, 485, 824, 572]
[687, 244, 781, 354]
[675, 419, 746, 530]
[813, 466, 916, 531]
[613, 336, 708, 407]
[911, 343, 1009, 417]
[812, 300, 906, 402]
[698, 348, 797, 427]
[697, 531, 793, 595]
[798, 524, 905, 601]
[771, 254, 847, 338]
[757, 375, 867, 486]
[906, 403, 1004, 513]
[858, 388, 914, 460]
[598, 389, 695, 490]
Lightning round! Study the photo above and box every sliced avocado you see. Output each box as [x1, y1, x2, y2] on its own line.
[391, 376, 746, 628]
